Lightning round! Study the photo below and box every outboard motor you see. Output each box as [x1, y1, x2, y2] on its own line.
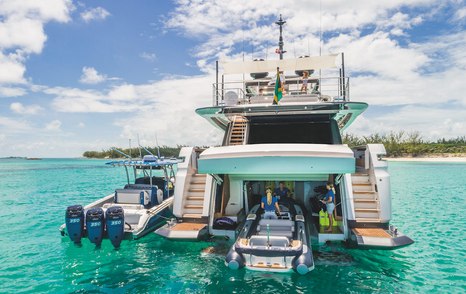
[105, 206, 124, 248]
[65, 205, 84, 244]
[86, 208, 105, 246]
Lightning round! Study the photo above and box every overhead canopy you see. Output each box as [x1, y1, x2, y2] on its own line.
[221, 54, 340, 75]
[198, 143, 355, 175]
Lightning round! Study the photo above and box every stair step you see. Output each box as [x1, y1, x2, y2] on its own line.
[192, 174, 206, 178]
[355, 208, 379, 212]
[353, 173, 369, 176]
[187, 196, 204, 201]
[189, 188, 205, 193]
[354, 199, 378, 202]
[355, 218, 383, 223]
[354, 191, 377, 194]
[182, 213, 203, 219]
[184, 204, 203, 209]
[353, 183, 371, 186]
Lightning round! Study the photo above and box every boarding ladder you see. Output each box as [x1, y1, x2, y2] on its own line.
[228, 116, 248, 145]
[182, 173, 207, 219]
[351, 172, 381, 223]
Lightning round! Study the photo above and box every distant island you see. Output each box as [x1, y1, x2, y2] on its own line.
[83, 145, 183, 159]
[82, 132, 466, 159]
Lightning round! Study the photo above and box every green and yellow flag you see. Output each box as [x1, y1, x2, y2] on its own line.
[273, 68, 282, 105]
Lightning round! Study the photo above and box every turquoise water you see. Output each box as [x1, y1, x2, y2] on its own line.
[0, 159, 465, 293]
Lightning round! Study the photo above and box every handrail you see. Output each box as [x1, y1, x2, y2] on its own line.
[212, 76, 350, 106]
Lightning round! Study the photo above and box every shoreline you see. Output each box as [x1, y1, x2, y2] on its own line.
[384, 157, 466, 163]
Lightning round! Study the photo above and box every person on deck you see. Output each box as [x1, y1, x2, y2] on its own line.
[274, 181, 290, 199]
[300, 71, 309, 93]
[261, 187, 281, 219]
[320, 182, 335, 232]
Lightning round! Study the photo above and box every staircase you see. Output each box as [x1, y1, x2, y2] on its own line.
[229, 116, 247, 145]
[182, 173, 207, 219]
[351, 172, 381, 223]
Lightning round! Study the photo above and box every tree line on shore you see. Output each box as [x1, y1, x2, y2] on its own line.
[82, 132, 465, 158]
[342, 131, 465, 157]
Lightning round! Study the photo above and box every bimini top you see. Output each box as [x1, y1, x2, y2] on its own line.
[198, 143, 355, 176]
[221, 54, 339, 74]
[106, 156, 181, 168]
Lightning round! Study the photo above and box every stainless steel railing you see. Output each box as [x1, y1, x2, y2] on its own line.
[212, 76, 350, 106]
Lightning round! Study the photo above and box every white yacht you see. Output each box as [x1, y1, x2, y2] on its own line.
[155, 16, 413, 274]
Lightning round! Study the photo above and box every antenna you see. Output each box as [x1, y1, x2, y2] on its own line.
[137, 134, 142, 159]
[319, 0, 323, 82]
[155, 134, 161, 158]
[319, 0, 322, 57]
[128, 139, 132, 159]
[275, 14, 287, 60]
[112, 147, 131, 159]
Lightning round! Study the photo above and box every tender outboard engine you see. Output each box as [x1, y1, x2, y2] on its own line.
[86, 208, 105, 246]
[105, 206, 124, 248]
[65, 205, 84, 244]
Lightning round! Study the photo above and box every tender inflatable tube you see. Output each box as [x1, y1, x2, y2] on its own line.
[86, 208, 105, 246]
[105, 206, 125, 248]
[292, 249, 313, 275]
[65, 205, 84, 243]
[225, 248, 245, 270]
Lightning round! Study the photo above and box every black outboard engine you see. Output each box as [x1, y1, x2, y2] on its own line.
[65, 205, 84, 244]
[86, 208, 105, 246]
[105, 206, 124, 248]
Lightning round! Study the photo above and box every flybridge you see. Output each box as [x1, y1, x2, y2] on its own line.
[212, 53, 349, 107]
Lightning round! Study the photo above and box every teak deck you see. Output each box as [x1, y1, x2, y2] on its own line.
[353, 228, 391, 238]
[172, 222, 206, 231]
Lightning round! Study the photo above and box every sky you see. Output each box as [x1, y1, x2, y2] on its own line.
[0, 0, 465, 157]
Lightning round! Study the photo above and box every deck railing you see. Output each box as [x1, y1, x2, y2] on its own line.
[212, 76, 350, 106]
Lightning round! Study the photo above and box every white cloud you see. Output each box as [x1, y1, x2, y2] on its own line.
[78, 122, 85, 128]
[0, 0, 73, 85]
[80, 7, 110, 23]
[79, 66, 107, 84]
[140, 52, 157, 62]
[0, 116, 32, 132]
[453, 7, 466, 21]
[10, 102, 43, 114]
[45, 119, 62, 131]
[348, 105, 466, 140]
[0, 52, 27, 84]
[0, 86, 26, 97]
[114, 75, 222, 147]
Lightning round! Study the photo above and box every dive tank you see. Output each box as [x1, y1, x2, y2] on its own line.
[105, 206, 124, 248]
[85, 208, 105, 246]
[65, 205, 84, 244]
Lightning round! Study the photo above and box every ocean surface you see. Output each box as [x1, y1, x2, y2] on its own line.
[0, 158, 464, 293]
